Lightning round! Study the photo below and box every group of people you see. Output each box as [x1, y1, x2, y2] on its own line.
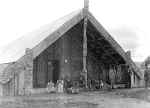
[47, 78, 104, 93]
[47, 80, 64, 93]
[47, 78, 77, 94]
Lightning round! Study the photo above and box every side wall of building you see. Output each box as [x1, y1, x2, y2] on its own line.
[2, 80, 15, 96]
[1, 48, 33, 96]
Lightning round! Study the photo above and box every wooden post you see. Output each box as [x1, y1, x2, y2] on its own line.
[83, 0, 89, 88]
[84, 0, 89, 10]
[83, 18, 88, 88]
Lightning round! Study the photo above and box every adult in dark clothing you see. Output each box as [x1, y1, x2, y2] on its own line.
[64, 78, 72, 93]
[144, 69, 149, 88]
[144, 57, 150, 88]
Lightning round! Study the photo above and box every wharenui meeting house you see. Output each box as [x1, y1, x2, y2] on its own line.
[0, 0, 143, 96]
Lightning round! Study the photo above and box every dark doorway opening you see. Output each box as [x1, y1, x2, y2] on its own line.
[47, 60, 59, 84]
[33, 58, 60, 88]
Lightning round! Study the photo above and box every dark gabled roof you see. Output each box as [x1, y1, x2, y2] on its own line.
[0, 9, 142, 84]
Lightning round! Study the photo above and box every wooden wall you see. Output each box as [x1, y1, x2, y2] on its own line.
[87, 49, 102, 81]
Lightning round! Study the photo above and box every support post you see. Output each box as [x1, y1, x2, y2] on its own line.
[82, 0, 89, 88]
[83, 17, 88, 88]
[84, 0, 89, 10]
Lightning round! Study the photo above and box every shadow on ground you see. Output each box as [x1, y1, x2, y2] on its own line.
[114, 88, 150, 102]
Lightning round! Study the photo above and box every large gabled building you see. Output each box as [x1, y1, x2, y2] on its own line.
[0, 1, 143, 96]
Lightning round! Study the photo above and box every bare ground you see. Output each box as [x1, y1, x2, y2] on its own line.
[0, 88, 150, 108]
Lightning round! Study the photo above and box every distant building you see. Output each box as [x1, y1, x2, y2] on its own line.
[143, 56, 150, 87]
[0, 3, 142, 96]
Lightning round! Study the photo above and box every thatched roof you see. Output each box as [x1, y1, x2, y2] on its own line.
[0, 9, 82, 64]
[0, 8, 142, 83]
[0, 62, 14, 84]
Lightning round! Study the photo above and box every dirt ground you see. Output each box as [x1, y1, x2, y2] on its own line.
[0, 88, 150, 108]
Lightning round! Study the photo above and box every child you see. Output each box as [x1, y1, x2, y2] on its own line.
[100, 80, 104, 89]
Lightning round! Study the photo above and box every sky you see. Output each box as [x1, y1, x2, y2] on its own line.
[0, 0, 150, 62]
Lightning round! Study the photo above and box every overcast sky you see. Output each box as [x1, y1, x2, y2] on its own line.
[0, 0, 149, 62]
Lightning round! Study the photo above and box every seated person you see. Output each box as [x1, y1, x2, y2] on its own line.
[47, 81, 56, 93]
[67, 87, 79, 94]
[57, 80, 64, 93]
[64, 78, 72, 93]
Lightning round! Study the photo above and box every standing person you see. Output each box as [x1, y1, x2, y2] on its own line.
[64, 77, 70, 92]
[47, 81, 50, 93]
[144, 56, 150, 88]
[109, 65, 115, 89]
[100, 80, 104, 89]
[144, 66, 149, 88]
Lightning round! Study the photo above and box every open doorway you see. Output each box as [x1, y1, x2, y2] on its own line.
[47, 60, 59, 84]
[33, 58, 60, 88]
